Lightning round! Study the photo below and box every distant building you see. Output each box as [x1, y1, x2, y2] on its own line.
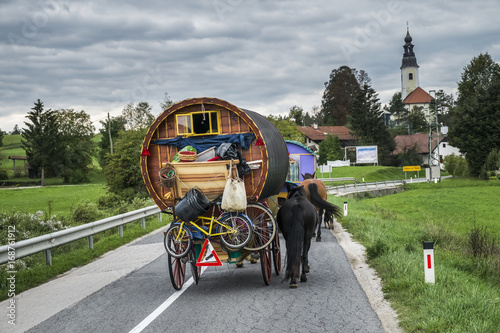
[393, 133, 441, 165]
[296, 125, 357, 151]
[394, 131, 462, 166]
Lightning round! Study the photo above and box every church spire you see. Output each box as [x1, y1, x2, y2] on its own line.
[400, 26, 420, 99]
[401, 27, 419, 69]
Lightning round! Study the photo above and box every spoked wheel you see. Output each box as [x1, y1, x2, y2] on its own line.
[218, 213, 253, 250]
[260, 244, 272, 285]
[244, 203, 276, 251]
[188, 246, 200, 285]
[164, 222, 192, 259]
[272, 231, 282, 275]
[167, 252, 187, 290]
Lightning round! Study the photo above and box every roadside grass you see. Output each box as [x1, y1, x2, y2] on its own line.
[0, 215, 171, 301]
[330, 178, 500, 332]
[0, 183, 108, 218]
[318, 165, 426, 183]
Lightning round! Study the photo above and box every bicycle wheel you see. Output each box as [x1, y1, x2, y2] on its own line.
[243, 203, 276, 251]
[167, 252, 186, 290]
[164, 222, 192, 259]
[218, 213, 253, 250]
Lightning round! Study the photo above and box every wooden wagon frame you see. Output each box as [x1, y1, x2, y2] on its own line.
[140, 97, 289, 288]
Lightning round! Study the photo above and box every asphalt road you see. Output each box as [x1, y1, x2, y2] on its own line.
[4, 225, 385, 333]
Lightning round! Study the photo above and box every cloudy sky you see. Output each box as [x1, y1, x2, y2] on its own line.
[1, 0, 499, 133]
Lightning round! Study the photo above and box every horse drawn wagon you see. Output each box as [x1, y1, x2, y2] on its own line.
[140, 97, 289, 289]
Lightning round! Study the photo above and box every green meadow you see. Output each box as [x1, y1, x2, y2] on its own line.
[329, 178, 500, 332]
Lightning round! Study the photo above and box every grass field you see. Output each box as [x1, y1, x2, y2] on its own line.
[0, 183, 108, 217]
[318, 165, 426, 183]
[330, 178, 500, 332]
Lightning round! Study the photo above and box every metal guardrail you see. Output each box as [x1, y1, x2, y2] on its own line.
[0, 205, 162, 265]
[319, 177, 360, 183]
[326, 179, 407, 195]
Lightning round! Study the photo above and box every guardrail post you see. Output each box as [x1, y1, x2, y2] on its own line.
[141, 217, 146, 229]
[365, 182, 368, 190]
[118, 225, 123, 238]
[45, 249, 52, 266]
[158, 212, 162, 223]
[336, 186, 339, 195]
[88, 235, 94, 249]
[354, 183, 357, 191]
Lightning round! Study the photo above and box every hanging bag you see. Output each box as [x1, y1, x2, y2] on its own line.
[221, 161, 247, 212]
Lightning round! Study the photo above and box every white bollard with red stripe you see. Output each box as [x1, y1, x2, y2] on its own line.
[343, 201, 348, 216]
[423, 241, 435, 283]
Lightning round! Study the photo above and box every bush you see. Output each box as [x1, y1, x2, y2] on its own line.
[70, 201, 102, 224]
[0, 211, 68, 244]
[366, 239, 389, 260]
[443, 153, 470, 177]
[97, 192, 122, 209]
[116, 196, 153, 215]
[468, 225, 499, 258]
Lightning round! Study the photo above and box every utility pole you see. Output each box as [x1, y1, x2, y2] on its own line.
[108, 113, 113, 154]
[428, 90, 441, 182]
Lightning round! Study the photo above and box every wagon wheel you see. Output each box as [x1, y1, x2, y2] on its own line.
[244, 203, 276, 251]
[260, 243, 272, 285]
[167, 252, 187, 290]
[189, 246, 200, 285]
[272, 231, 282, 275]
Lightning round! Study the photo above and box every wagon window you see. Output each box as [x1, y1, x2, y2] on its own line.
[176, 115, 192, 135]
[176, 111, 220, 136]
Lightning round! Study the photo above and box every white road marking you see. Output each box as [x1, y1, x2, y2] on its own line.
[128, 266, 207, 333]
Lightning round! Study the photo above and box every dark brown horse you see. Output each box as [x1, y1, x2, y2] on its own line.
[277, 185, 318, 288]
[300, 173, 342, 242]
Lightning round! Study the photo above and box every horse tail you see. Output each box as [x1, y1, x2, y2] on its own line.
[307, 182, 342, 219]
[284, 204, 304, 282]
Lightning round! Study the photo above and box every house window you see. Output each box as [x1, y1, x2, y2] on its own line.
[409, 73, 413, 80]
[442, 143, 446, 148]
[176, 111, 220, 136]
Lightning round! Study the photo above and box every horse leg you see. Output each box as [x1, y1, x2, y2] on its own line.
[315, 208, 323, 242]
[301, 236, 312, 282]
[289, 264, 299, 288]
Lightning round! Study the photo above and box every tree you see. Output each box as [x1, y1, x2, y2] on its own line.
[449, 53, 500, 176]
[21, 99, 60, 185]
[317, 134, 343, 164]
[288, 105, 304, 126]
[53, 109, 96, 183]
[320, 66, 368, 126]
[432, 90, 455, 126]
[160, 92, 174, 112]
[349, 84, 396, 165]
[485, 148, 499, 171]
[407, 106, 428, 134]
[384, 92, 407, 127]
[266, 116, 305, 143]
[122, 102, 155, 130]
[11, 125, 21, 135]
[104, 128, 148, 200]
[98, 115, 127, 168]
[0, 129, 3, 147]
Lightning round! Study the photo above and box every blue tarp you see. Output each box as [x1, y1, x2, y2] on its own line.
[151, 133, 256, 153]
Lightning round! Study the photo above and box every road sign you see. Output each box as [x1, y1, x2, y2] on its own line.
[196, 239, 222, 266]
[403, 166, 421, 172]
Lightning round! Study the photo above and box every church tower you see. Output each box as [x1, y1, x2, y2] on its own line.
[401, 27, 419, 99]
